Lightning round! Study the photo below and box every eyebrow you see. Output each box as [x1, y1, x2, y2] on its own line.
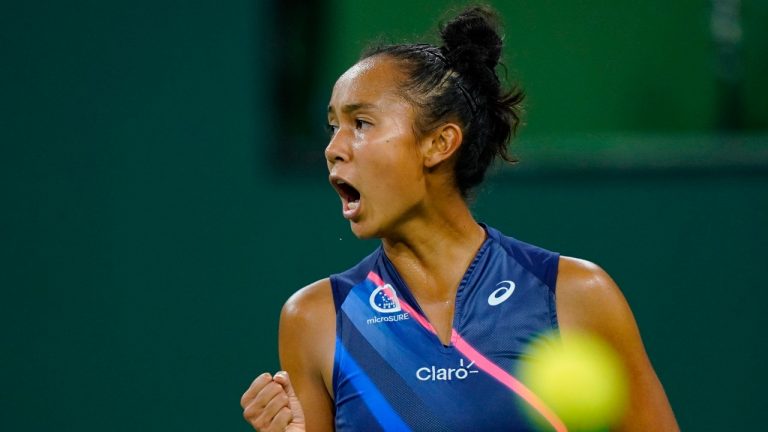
[327, 103, 378, 115]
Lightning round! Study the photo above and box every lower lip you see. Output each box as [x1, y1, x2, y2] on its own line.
[342, 200, 361, 220]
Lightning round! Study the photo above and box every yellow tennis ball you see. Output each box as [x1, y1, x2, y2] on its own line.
[519, 330, 629, 431]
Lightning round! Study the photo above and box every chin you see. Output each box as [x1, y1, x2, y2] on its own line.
[348, 219, 383, 240]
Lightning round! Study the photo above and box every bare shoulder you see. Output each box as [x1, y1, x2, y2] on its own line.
[556, 256, 646, 362]
[556, 256, 617, 297]
[555, 256, 679, 431]
[279, 278, 337, 431]
[281, 278, 335, 326]
[279, 278, 336, 371]
[555, 256, 629, 336]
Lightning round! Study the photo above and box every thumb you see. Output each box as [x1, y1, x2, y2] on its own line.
[273, 371, 305, 425]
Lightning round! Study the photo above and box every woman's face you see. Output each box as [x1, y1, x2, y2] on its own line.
[326, 56, 429, 239]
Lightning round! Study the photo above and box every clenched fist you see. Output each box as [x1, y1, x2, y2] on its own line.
[241, 371, 306, 431]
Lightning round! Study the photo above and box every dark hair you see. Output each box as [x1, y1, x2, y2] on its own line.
[362, 5, 524, 197]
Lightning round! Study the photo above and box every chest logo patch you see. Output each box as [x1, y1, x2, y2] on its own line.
[488, 280, 516, 306]
[416, 358, 479, 382]
[369, 283, 402, 313]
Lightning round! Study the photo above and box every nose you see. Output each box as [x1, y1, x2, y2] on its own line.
[324, 129, 350, 165]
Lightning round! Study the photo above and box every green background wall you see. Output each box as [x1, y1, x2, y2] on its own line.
[2, 1, 766, 431]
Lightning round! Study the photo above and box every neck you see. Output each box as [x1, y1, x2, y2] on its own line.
[380, 191, 486, 300]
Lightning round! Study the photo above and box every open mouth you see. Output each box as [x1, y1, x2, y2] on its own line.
[331, 178, 362, 218]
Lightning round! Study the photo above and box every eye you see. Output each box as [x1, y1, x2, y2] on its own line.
[355, 119, 371, 130]
[326, 124, 339, 137]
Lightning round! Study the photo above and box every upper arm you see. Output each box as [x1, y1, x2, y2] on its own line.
[278, 278, 336, 432]
[556, 257, 679, 431]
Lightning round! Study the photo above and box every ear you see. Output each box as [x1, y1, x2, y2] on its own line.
[421, 123, 463, 168]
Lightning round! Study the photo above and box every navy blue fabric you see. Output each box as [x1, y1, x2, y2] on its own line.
[330, 225, 560, 431]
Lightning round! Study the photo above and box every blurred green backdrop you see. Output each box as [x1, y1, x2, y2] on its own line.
[2, 1, 766, 431]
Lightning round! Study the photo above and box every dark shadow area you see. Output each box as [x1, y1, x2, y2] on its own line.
[271, 0, 331, 171]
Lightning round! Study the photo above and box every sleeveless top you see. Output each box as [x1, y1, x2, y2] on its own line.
[330, 225, 562, 431]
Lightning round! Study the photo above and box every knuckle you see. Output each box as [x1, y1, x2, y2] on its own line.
[241, 372, 273, 408]
[252, 416, 268, 430]
[239, 392, 250, 408]
[266, 382, 283, 398]
[252, 372, 271, 388]
[242, 404, 257, 420]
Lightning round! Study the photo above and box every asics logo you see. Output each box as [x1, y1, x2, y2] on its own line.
[488, 280, 515, 306]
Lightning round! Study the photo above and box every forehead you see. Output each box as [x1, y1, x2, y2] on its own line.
[329, 56, 406, 109]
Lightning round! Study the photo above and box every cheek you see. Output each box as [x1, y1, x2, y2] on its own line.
[358, 122, 424, 196]
[370, 150, 423, 200]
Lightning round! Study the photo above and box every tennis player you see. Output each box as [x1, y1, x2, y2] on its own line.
[241, 6, 678, 431]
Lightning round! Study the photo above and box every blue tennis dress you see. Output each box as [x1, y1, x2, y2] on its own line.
[330, 225, 562, 431]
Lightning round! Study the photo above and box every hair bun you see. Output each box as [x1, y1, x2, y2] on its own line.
[440, 6, 503, 70]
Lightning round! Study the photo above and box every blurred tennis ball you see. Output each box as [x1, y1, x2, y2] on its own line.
[519, 330, 629, 431]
